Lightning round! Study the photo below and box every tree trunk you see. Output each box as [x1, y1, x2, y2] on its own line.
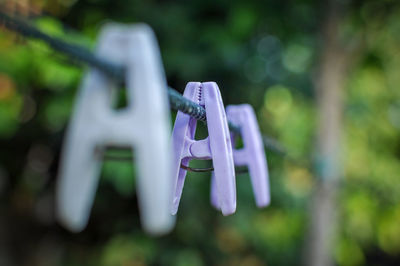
[305, 1, 351, 265]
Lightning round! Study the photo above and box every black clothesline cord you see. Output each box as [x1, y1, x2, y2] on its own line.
[0, 10, 287, 155]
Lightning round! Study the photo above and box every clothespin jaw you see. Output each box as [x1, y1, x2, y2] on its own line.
[56, 23, 175, 235]
[171, 82, 236, 216]
[211, 104, 270, 209]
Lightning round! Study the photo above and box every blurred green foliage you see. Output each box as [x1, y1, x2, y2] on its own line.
[1, 0, 400, 265]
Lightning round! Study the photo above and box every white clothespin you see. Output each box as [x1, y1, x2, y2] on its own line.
[56, 23, 175, 235]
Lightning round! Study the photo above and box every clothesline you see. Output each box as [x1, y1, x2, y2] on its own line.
[0, 11, 286, 155]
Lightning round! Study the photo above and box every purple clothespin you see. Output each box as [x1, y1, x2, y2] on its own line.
[171, 82, 236, 216]
[211, 104, 270, 209]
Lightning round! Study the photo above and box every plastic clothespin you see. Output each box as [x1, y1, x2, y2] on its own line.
[56, 23, 175, 235]
[211, 104, 270, 209]
[171, 82, 236, 216]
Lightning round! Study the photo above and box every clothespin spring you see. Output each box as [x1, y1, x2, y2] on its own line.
[96, 145, 248, 173]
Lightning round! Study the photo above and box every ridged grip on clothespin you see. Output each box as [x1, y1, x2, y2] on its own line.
[56, 23, 175, 235]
